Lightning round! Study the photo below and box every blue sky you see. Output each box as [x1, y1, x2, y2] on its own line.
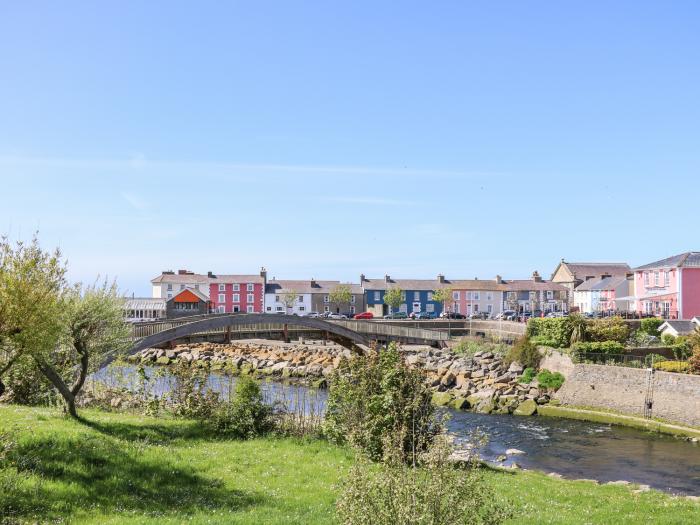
[1, 1, 698, 295]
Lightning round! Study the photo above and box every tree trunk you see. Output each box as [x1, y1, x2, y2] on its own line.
[70, 342, 89, 397]
[35, 357, 77, 418]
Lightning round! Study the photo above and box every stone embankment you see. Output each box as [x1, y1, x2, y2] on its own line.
[133, 340, 550, 415]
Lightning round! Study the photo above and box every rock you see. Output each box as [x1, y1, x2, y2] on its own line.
[311, 378, 328, 389]
[476, 399, 495, 414]
[505, 448, 525, 455]
[431, 392, 453, 406]
[155, 356, 171, 365]
[110, 397, 122, 408]
[508, 362, 524, 374]
[450, 397, 470, 410]
[548, 472, 563, 479]
[441, 371, 456, 387]
[496, 454, 507, 462]
[606, 480, 631, 486]
[513, 399, 538, 416]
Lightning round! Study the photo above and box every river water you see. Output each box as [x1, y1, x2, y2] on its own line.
[92, 367, 700, 495]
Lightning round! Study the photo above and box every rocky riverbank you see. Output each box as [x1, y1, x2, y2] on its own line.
[132, 339, 552, 415]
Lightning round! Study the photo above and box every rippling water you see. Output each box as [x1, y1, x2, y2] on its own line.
[91, 366, 700, 495]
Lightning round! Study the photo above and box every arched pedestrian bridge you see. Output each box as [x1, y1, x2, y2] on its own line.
[125, 314, 449, 358]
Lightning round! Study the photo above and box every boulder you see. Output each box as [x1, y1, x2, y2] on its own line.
[450, 397, 470, 410]
[431, 392, 453, 406]
[155, 356, 170, 365]
[441, 372, 456, 387]
[513, 399, 538, 416]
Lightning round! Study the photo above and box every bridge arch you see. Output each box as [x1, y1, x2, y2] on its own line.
[122, 314, 371, 363]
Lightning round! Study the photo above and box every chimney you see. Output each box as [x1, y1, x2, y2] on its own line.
[310, 277, 317, 287]
[207, 271, 215, 278]
[532, 271, 543, 283]
[437, 273, 445, 284]
[178, 269, 188, 275]
[495, 275, 503, 284]
[162, 270, 175, 275]
[384, 274, 391, 283]
[260, 267, 267, 280]
[360, 273, 366, 282]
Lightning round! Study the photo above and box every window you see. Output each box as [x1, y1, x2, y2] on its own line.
[351, 295, 356, 303]
[426, 304, 435, 312]
[465, 291, 471, 300]
[413, 291, 420, 301]
[399, 303, 408, 313]
[324, 306, 330, 312]
[529, 291, 536, 300]
[194, 284, 199, 290]
[247, 283, 254, 291]
[654, 271, 659, 286]
[167, 284, 173, 291]
[218, 284, 225, 292]
[664, 271, 670, 286]
[401, 292, 406, 301]
[299, 306, 306, 312]
[487, 304, 493, 313]
[350, 306, 356, 313]
[454, 304, 460, 313]
[546, 291, 553, 299]
[474, 292, 480, 301]
[298, 295, 303, 303]
[167, 293, 173, 299]
[452, 291, 460, 300]
[427, 292, 433, 301]
[247, 294, 254, 303]
[487, 292, 493, 301]
[474, 304, 479, 312]
[276, 306, 284, 311]
[180, 284, 185, 290]
[644, 272, 649, 286]
[374, 291, 380, 301]
[218, 294, 225, 303]
[233, 284, 240, 291]
[233, 306, 240, 313]
[275, 295, 280, 302]
[233, 294, 240, 303]
[247, 305, 254, 313]
[266, 306, 272, 312]
[217, 305, 225, 313]
[324, 295, 329, 303]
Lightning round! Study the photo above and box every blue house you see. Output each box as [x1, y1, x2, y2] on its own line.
[360, 274, 447, 317]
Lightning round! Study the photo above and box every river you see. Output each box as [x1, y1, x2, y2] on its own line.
[91, 366, 700, 495]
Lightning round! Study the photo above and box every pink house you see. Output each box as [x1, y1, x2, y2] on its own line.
[209, 270, 267, 314]
[633, 252, 700, 319]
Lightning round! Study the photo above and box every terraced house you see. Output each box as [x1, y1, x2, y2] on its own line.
[633, 252, 700, 319]
[361, 274, 446, 317]
[448, 277, 506, 317]
[551, 260, 631, 308]
[502, 272, 569, 314]
[264, 279, 364, 316]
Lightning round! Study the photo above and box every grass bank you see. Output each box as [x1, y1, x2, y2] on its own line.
[1, 405, 698, 524]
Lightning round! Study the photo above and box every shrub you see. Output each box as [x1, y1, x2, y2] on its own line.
[536, 369, 565, 391]
[643, 354, 667, 367]
[210, 376, 275, 439]
[0, 354, 60, 406]
[570, 341, 624, 363]
[324, 343, 439, 462]
[452, 337, 508, 358]
[335, 434, 511, 525]
[660, 333, 676, 346]
[168, 362, 219, 419]
[504, 337, 541, 370]
[639, 318, 664, 336]
[518, 368, 536, 384]
[529, 336, 560, 348]
[526, 318, 571, 348]
[586, 317, 629, 344]
[628, 331, 660, 348]
[654, 361, 691, 373]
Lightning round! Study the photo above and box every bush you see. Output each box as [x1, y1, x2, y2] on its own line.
[639, 318, 664, 336]
[452, 337, 508, 358]
[654, 361, 691, 373]
[526, 318, 571, 348]
[0, 354, 60, 406]
[536, 369, 565, 391]
[518, 368, 536, 384]
[644, 354, 667, 367]
[586, 317, 629, 344]
[168, 362, 219, 419]
[504, 337, 541, 370]
[210, 376, 275, 439]
[324, 343, 439, 462]
[661, 333, 676, 346]
[335, 435, 511, 525]
[570, 341, 624, 362]
[529, 336, 560, 348]
[628, 331, 660, 348]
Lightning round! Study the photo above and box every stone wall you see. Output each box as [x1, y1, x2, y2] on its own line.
[554, 364, 700, 427]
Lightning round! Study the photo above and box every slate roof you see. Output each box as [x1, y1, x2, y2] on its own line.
[152, 272, 264, 284]
[575, 276, 628, 292]
[560, 262, 630, 279]
[445, 279, 506, 291]
[635, 252, 700, 270]
[502, 280, 568, 292]
[266, 280, 363, 295]
[659, 320, 696, 336]
[361, 278, 446, 291]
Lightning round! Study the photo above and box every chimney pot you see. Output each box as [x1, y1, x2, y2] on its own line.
[207, 271, 215, 278]
[384, 274, 391, 283]
[360, 273, 366, 282]
[437, 273, 445, 283]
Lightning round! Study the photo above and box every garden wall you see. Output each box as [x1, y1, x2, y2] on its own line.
[553, 363, 700, 428]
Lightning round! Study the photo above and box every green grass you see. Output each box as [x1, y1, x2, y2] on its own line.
[1, 405, 699, 524]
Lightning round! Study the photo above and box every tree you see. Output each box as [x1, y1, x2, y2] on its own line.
[383, 287, 403, 314]
[281, 289, 298, 314]
[0, 236, 67, 399]
[329, 284, 352, 314]
[432, 288, 454, 316]
[37, 281, 131, 417]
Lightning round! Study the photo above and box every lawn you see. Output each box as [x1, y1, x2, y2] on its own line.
[1, 405, 698, 524]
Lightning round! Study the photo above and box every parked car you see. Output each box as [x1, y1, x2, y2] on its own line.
[410, 311, 435, 320]
[304, 311, 321, 318]
[384, 312, 408, 320]
[326, 312, 347, 319]
[495, 310, 517, 321]
[468, 312, 491, 320]
[440, 312, 466, 319]
[353, 311, 374, 320]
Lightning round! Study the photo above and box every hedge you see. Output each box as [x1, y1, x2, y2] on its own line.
[640, 318, 664, 336]
[654, 361, 691, 373]
[526, 318, 571, 348]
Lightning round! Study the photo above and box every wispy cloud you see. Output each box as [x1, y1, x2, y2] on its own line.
[323, 196, 417, 206]
[120, 191, 149, 211]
